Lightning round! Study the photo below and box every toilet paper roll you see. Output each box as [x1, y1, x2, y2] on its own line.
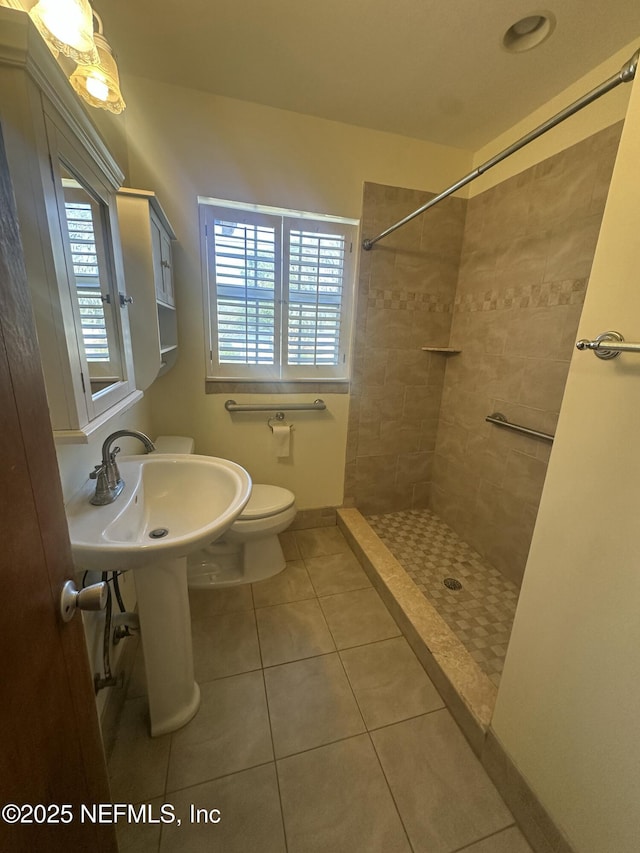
[272, 423, 291, 458]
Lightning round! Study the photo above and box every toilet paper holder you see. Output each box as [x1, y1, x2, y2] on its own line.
[268, 412, 293, 431]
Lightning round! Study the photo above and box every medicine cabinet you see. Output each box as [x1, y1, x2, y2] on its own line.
[0, 8, 139, 442]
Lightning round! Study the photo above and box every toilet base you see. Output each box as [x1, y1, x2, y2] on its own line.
[187, 535, 286, 589]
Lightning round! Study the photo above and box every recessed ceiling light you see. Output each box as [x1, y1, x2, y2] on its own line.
[503, 12, 556, 53]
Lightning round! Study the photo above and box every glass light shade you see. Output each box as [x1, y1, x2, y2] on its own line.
[69, 32, 126, 114]
[30, 0, 99, 64]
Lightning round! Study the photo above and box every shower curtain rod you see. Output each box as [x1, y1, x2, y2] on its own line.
[362, 49, 639, 251]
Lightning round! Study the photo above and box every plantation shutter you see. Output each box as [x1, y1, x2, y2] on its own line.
[285, 222, 348, 372]
[202, 201, 355, 381]
[208, 210, 281, 378]
[64, 200, 110, 362]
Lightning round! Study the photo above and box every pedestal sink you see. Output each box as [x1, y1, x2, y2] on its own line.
[65, 453, 252, 736]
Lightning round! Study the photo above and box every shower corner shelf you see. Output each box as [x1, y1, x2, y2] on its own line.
[421, 346, 461, 354]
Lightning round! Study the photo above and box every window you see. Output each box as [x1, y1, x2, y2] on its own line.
[200, 200, 358, 381]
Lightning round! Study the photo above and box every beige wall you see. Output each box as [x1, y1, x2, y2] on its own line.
[431, 122, 622, 585]
[491, 69, 640, 853]
[120, 76, 472, 508]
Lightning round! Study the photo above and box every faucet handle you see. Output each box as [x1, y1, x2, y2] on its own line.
[90, 463, 106, 480]
[109, 445, 121, 462]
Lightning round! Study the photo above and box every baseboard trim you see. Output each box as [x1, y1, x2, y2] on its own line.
[482, 729, 576, 853]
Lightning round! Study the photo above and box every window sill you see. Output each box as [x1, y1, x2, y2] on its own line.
[205, 379, 350, 395]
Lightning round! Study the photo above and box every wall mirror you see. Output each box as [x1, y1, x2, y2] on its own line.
[42, 114, 138, 435]
[59, 164, 124, 396]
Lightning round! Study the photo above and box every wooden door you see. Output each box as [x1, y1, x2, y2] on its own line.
[0, 126, 117, 851]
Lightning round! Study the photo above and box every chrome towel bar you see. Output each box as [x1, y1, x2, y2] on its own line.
[575, 330, 640, 359]
[486, 412, 554, 443]
[225, 399, 326, 413]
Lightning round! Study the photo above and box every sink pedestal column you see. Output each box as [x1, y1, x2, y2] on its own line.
[133, 556, 200, 736]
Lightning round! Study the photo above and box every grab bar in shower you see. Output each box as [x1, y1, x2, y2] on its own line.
[486, 412, 554, 443]
[225, 399, 326, 413]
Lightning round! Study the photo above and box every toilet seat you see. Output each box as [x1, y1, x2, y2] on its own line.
[239, 484, 295, 520]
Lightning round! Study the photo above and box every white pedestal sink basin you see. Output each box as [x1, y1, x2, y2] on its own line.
[66, 453, 252, 735]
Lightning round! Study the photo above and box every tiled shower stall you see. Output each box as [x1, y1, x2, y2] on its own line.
[344, 122, 623, 684]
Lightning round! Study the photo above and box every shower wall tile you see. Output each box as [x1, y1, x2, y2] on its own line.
[346, 122, 622, 568]
[543, 213, 604, 281]
[431, 121, 623, 586]
[345, 183, 465, 514]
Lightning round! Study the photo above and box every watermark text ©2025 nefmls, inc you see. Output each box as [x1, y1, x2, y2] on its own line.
[1, 802, 221, 827]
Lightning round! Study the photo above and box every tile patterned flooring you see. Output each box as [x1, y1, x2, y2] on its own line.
[110, 526, 532, 853]
[367, 509, 520, 687]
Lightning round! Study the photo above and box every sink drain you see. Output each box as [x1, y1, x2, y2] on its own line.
[443, 577, 462, 591]
[149, 528, 169, 539]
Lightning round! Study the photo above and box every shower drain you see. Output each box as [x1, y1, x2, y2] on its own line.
[443, 577, 463, 591]
[149, 528, 169, 539]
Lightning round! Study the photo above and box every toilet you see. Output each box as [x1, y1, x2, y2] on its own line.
[154, 436, 296, 588]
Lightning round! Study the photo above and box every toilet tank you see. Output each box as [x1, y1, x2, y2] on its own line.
[153, 435, 195, 454]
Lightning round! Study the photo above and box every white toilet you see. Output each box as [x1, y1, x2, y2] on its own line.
[154, 435, 296, 588]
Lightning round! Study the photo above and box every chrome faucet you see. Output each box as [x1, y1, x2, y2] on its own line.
[89, 430, 156, 505]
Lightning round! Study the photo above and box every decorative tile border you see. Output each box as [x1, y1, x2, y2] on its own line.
[455, 278, 587, 313]
[367, 288, 453, 312]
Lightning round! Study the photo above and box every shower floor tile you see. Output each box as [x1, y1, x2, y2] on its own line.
[367, 508, 520, 687]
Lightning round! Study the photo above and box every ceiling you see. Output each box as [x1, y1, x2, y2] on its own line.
[101, 0, 640, 150]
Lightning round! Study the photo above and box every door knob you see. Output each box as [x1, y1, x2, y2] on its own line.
[60, 579, 108, 623]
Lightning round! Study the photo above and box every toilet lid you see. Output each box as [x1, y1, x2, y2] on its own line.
[240, 484, 295, 520]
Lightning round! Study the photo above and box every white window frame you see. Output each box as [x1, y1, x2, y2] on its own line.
[200, 197, 358, 382]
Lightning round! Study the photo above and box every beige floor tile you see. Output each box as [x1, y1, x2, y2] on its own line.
[278, 735, 411, 853]
[191, 610, 261, 682]
[340, 637, 444, 729]
[116, 798, 163, 853]
[371, 711, 513, 853]
[279, 530, 301, 561]
[305, 551, 372, 597]
[319, 588, 401, 649]
[166, 672, 273, 792]
[264, 653, 365, 757]
[295, 526, 351, 559]
[256, 598, 335, 667]
[160, 764, 286, 853]
[188, 585, 253, 620]
[108, 698, 171, 803]
[460, 826, 534, 852]
[252, 560, 316, 608]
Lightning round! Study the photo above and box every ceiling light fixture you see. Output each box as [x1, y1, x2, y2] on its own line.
[69, 12, 126, 114]
[29, 0, 99, 64]
[503, 12, 556, 53]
